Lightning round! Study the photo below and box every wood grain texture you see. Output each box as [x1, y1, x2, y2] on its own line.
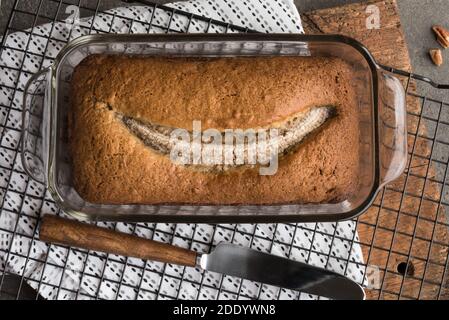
[303, 0, 448, 300]
[39, 215, 198, 267]
[302, 0, 411, 71]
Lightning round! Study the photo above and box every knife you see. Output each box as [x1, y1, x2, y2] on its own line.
[39, 215, 365, 300]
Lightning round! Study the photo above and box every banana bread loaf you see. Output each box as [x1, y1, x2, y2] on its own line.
[69, 55, 360, 205]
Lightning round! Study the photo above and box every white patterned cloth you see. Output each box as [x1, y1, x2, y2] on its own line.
[0, 0, 365, 300]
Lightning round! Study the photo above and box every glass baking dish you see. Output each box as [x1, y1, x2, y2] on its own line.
[21, 34, 407, 223]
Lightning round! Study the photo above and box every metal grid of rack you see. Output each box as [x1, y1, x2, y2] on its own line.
[0, 0, 448, 300]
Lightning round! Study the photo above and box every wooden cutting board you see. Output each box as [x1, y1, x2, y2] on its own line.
[302, 0, 449, 300]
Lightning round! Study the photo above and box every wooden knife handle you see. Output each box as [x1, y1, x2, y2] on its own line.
[39, 215, 198, 267]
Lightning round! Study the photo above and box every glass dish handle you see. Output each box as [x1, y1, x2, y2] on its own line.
[21, 68, 51, 184]
[378, 71, 408, 188]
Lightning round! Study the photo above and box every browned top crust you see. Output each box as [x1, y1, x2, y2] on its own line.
[69, 55, 360, 205]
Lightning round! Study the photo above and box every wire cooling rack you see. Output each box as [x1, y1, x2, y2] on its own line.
[0, 0, 449, 300]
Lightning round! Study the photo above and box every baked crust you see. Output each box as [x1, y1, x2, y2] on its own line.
[69, 55, 360, 204]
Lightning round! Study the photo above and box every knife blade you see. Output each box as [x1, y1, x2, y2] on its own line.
[201, 243, 365, 300]
[39, 215, 365, 300]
